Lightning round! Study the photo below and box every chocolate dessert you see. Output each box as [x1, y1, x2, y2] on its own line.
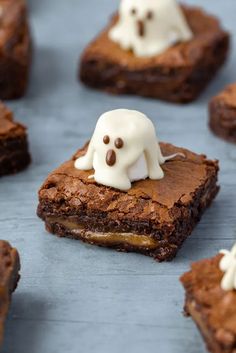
[0, 101, 31, 176]
[209, 83, 236, 143]
[37, 109, 219, 261]
[0, 241, 20, 346]
[181, 246, 236, 353]
[79, 4, 229, 103]
[0, 0, 32, 99]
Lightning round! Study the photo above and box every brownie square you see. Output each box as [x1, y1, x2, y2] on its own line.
[180, 254, 236, 353]
[0, 240, 20, 346]
[0, 101, 31, 176]
[0, 0, 32, 99]
[79, 5, 230, 103]
[37, 142, 219, 261]
[209, 83, 236, 143]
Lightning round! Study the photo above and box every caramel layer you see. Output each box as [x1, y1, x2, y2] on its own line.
[46, 217, 159, 249]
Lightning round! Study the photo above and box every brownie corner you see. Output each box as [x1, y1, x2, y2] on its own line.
[0, 0, 32, 100]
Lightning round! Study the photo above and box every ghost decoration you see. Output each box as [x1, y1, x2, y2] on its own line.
[74, 109, 184, 191]
[220, 244, 236, 291]
[108, 0, 193, 57]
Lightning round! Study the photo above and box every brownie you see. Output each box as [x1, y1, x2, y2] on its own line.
[37, 142, 219, 261]
[0, 0, 32, 99]
[209, 83, 236, 143]
[180, 254, 236, 353]
[0, 240, 20, 346]
[79, 5, 230, 103]
[0, 101, 31, 176]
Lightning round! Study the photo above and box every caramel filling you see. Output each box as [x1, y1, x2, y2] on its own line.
[46, 217, 158, 249]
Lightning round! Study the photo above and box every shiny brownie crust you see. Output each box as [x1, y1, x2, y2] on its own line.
[0, 241, 20, 346]
[209, 83, 236, 143]
[37, 143, 219, 261]
[0, 0, 32, 99]
[79, 6, 230, 103]
[180, 255, 236, 353]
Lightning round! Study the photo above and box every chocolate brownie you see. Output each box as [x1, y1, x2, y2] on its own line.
[37, 143, 219, 261]
[209, 83, 236, 143]
[0, 101, 31, 176]
[0, 240, 20, 346]
[79, 5, 230, 103]
[0, 0, 32, 99]
[180, 254, 236, 353]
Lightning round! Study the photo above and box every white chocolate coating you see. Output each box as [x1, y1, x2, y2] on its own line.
[75, 109, 183, 191]
[219, 244, 236, 291]
[108, 0, 193, 58]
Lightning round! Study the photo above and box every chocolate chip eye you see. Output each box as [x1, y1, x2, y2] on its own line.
[115, 138, 124, 149]
[146, 11, 154, 20]
[131, 8, 137, 16]
[103, 135, 110, 144]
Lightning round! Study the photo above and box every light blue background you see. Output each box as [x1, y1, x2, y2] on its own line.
[1, 0, 236, 352]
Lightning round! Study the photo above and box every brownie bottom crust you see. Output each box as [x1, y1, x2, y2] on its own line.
[0, 136, 31, 176]
[37, 143, 219, 262]
[0, 241, 20, 346]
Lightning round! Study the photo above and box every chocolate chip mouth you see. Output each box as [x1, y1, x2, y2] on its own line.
[106, 149, 116, 166]
[137, 20, 145, 37]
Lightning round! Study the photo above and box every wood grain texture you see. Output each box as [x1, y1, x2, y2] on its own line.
[0, 0, 236, 352]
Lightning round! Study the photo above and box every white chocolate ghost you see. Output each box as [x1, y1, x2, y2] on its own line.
[220, 244, 236, 291]
[109, 0, 193, 58]
[74, 109, 183, 191]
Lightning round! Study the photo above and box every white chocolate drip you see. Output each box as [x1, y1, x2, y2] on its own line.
[108, 0, 193, 58]
[219, 244, 236, 291]
[75, 109, 184, 191]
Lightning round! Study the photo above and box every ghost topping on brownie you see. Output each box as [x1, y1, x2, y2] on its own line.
[109, 0, 193, 57]
[220, 244, 236, 291]
[74, 109, 184, 191]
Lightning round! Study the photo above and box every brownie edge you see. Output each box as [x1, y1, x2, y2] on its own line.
[0, 101, 31, 177]
[209, 84, 236, 143]
[180, 255, 236, 353]
[0, 241, 20, 346]
[0, 0, 32, 99]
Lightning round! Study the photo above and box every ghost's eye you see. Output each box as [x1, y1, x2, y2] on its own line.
[103, 135, 110, 144]
[115, 138, 124, 149]
[146, 11, 154, 20]
[130, 8, 137, 16]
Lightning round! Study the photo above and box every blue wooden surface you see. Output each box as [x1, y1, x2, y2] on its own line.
[0, 0, 236, 352]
